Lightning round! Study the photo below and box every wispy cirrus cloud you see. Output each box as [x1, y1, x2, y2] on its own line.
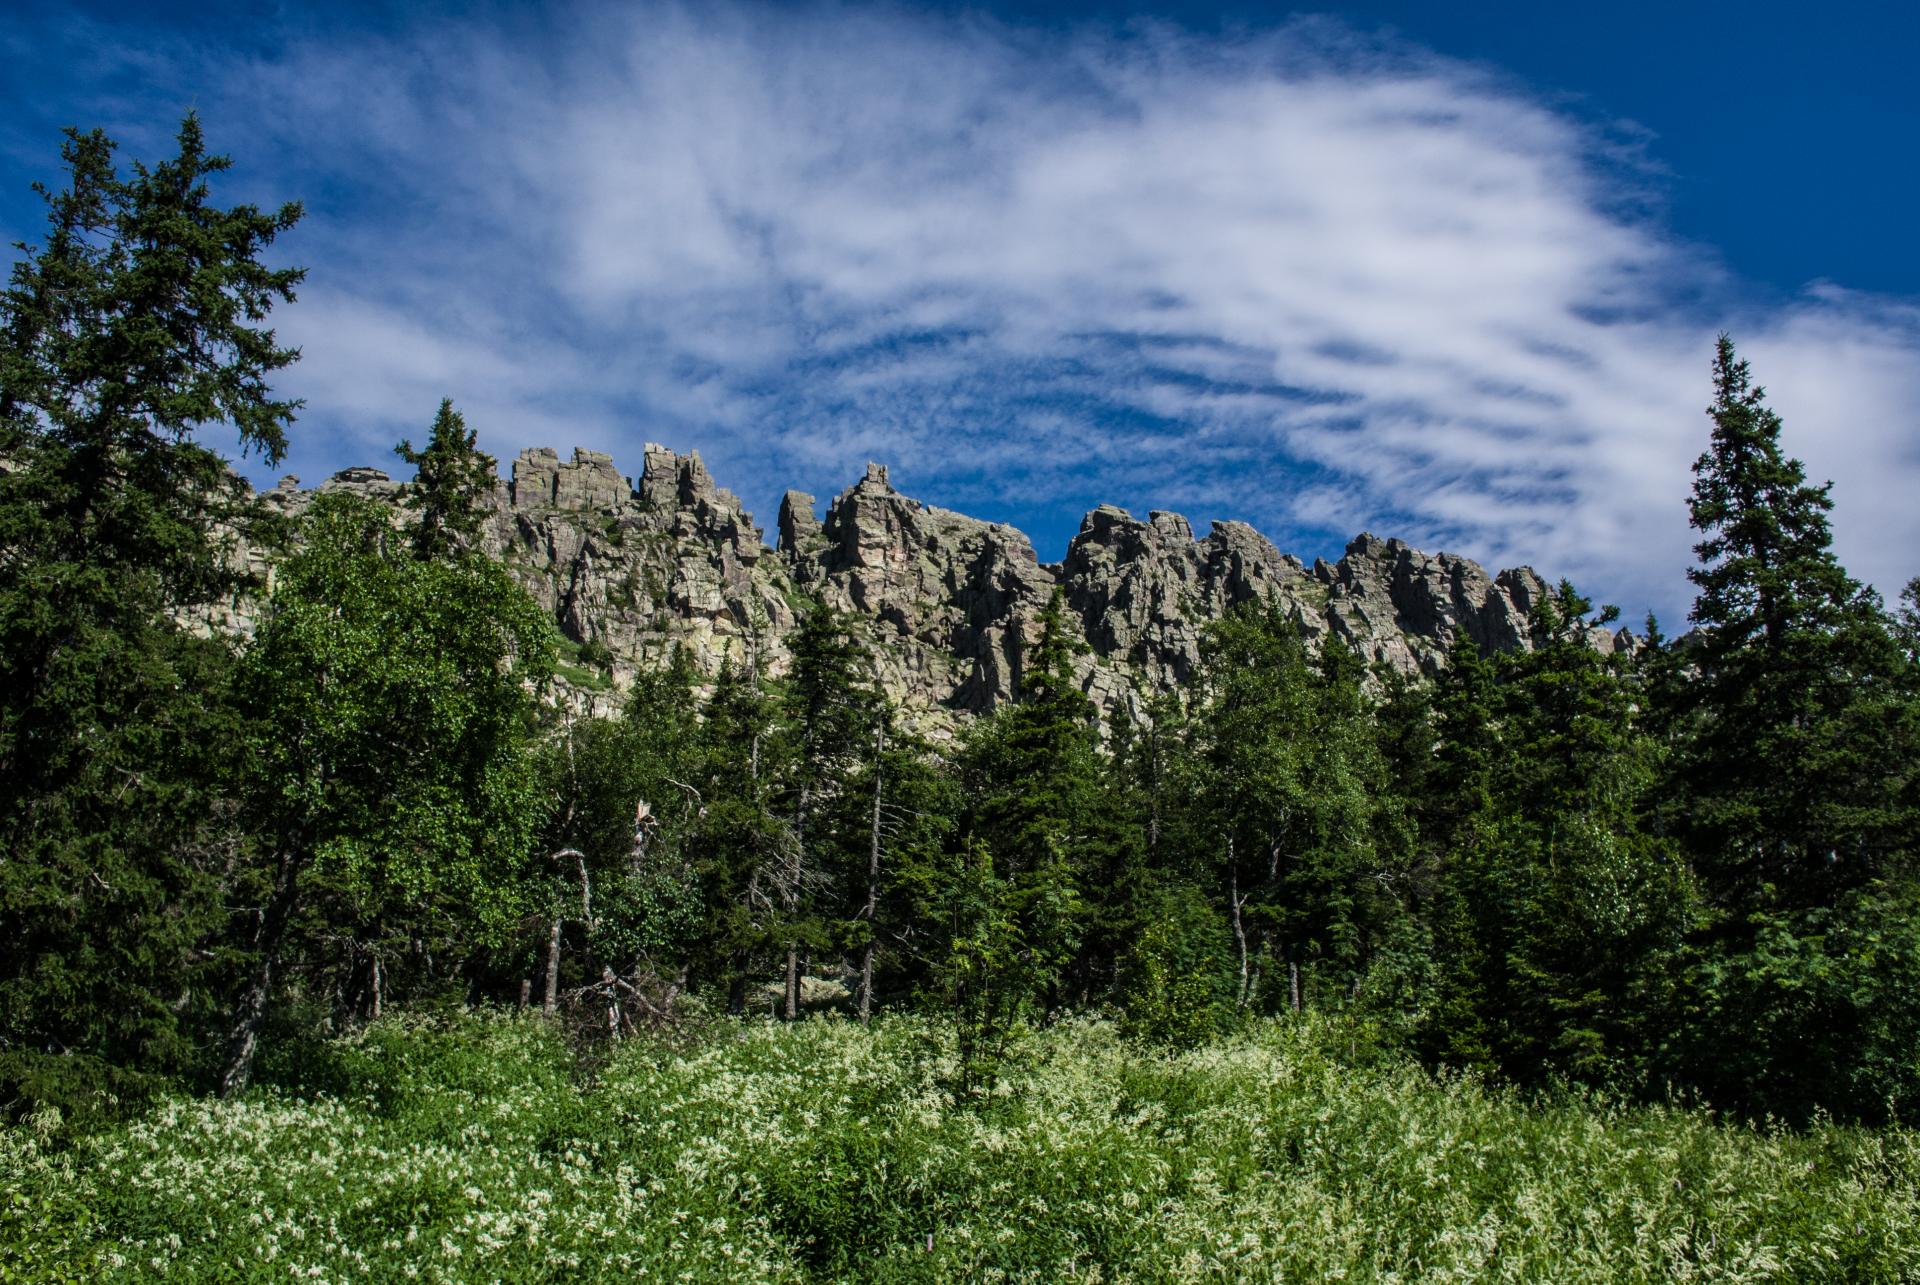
[10, 2, 1919, 619]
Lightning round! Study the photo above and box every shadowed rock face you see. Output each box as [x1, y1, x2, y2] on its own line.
[221, 444, 1627, 731]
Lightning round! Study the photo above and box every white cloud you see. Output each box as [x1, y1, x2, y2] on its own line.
[152, 2, 1920, 617]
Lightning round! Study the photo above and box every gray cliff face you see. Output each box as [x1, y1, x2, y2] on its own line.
[229, 444, 1626, 730]
[497, 445, 796, 692]
[789, 463, 1055, 718]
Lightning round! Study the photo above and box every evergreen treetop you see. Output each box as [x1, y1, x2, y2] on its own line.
[1688, 335, 1862, 650]
[395, 398, 497, 561]
[1679, 336, 1913, 909]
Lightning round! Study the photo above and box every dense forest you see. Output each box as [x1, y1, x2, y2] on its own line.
[4, 114, 1919, 1154]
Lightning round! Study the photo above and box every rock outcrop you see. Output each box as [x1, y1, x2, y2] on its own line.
[218, 443, 1627, 730]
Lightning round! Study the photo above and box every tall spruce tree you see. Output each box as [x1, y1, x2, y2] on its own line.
[1489, 585, 1688, 1083]
[953, 590, 1105, 1031]
[691, 651, 793, 1014]
[777, 598, 882, 1018]
[1673, 336, 1920, 1120]
[0, 118, 302, 1109]
[1680, 335, 1913, 907]
[1407, 637, 1502, 1071]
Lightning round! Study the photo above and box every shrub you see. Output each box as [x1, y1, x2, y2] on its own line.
[3, 1009, 1915, 1281]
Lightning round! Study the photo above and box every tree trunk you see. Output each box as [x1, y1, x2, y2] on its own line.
[786, 773, 812, 1022]
[859, 723, 885, 1023]
[1289, 960, 1301, 1014]
[557, 847, 593, 931]
[543, 917, 562, 1017]
[543, 847, 589, 1020]
[1146, 725, 1161, 861]
[1228, 845, 1250, 1010]
[217, 849, 307, 1099]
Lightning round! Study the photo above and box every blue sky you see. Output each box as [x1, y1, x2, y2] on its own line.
[5, 0, 1918, 622]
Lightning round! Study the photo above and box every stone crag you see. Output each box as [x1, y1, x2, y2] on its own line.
[235, 444, 1630, 731]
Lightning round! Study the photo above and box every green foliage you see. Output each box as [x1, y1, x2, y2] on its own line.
[5, 105, 1918, 1171]
[575, 636, 615, 669]
[395, 398, 496, 561]
[942, 591, 1115, 1070]
[772, 599, 886, 1014]
[1678, 335, 1917, 910]
[530, 656, 707, 1013]
[242, 493, 554, 934]
[919, 840, 1030, 1092]
[5, 1011, 1917, 1282]
[1504, 586, 1689, 1083]
[1113, 880, 1235, 1048]
[0, 116, 301, 1102]
[218, 492, 555, 1090]
[1189, 600, 1407, 1012]
[1669, 337, 1920, 1120]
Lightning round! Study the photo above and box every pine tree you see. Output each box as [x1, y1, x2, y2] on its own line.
[1680, 335, 1913, 909]
[395, 398, 496, 561]
[1670, 336, 1920, 1120]
[777, 598, 881, 1018]
[0, 117, 302, 1109]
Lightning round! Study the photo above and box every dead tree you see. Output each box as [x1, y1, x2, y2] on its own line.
[859, 721, 886, 1022]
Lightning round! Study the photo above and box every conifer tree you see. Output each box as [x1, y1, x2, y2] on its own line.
[1680, 335, 1913, 907]
[1670, 336, 1920, 1119]
[395, 398, 496, 561]
[1486, 584, 1689, 1083]
[0, 117, 302, 1106]
[1105, 691, 1234, 1043]
[777, 598, 882, 1017]
[968, 591, 1108, 1000]
[692, 651, 793, 1014]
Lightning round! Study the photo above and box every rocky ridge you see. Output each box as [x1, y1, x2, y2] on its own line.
[234, 444, 1629, 730]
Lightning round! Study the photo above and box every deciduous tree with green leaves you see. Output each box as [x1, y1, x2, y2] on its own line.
[1191, 601, 1402, 1014]
[529, 653, 706, 1028]
[218, 493, 554, 1095]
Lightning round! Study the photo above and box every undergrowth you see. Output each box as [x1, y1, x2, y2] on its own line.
[2, 1011, 1915, 1282]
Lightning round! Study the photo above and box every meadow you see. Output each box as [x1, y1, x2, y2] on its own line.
[3, 1011, 1915, 1283]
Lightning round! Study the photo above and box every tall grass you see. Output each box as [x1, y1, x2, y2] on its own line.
[3, 1011, 1914, 1281]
